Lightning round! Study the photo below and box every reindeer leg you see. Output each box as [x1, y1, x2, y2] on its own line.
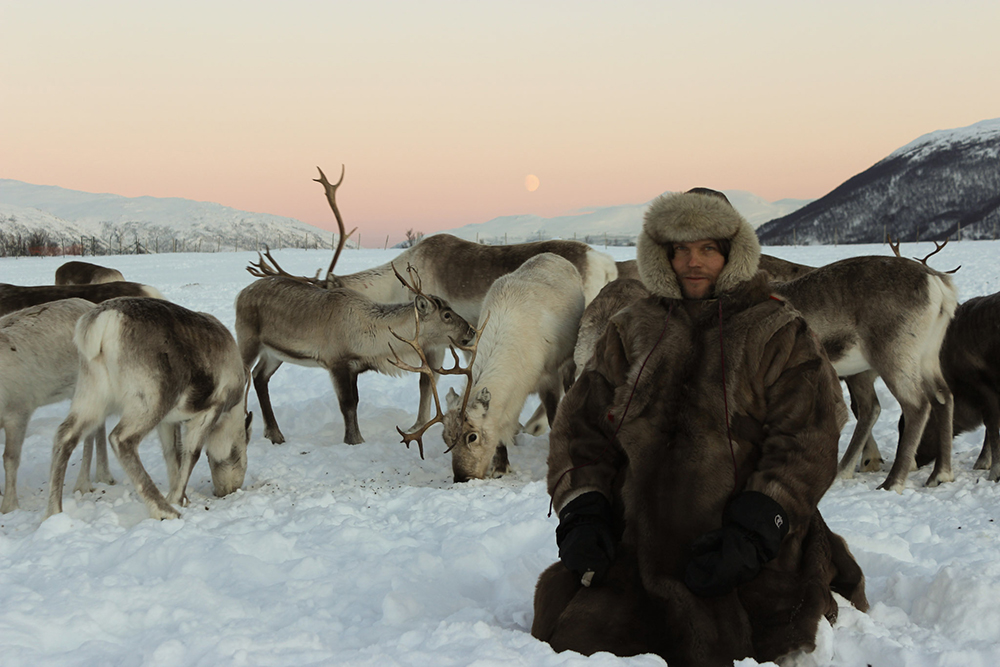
[167, 419, 207, 506]
[522, 403, 549, 436]
[838, 371, 882, 477]
[878, 398, 930, 492]
[252, 355, 286, 445]
[491, 442, 512, 476]
[926, 390, 954, 487]
[110, 416, 180, 520]
[1, 416, 28, 514]
[46, 412, 103, 518]
[330, 363, 364, 445]
[158, 421, 183, 504]
[72, 430, 95, 495]
[94, 423, 114, 485]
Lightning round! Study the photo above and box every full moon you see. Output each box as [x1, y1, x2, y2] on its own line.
[525, 174, 540, 192]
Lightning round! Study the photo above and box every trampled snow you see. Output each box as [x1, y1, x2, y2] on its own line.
[1, 241, 998, 666]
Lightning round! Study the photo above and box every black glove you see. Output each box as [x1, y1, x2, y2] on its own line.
[556, 491, 616, 587]
[684, 491, 789, 597]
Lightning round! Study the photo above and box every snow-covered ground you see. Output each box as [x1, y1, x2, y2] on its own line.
[0, 240, 998, 667]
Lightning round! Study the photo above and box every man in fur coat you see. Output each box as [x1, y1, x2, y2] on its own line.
[531, 188, 869, 666]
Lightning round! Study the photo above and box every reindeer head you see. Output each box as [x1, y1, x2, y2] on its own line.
[413, 294, 475, 347]
[443, 386, 505, 482]
[206, 381, 253, 497]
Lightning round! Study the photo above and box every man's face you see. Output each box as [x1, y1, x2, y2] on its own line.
[670, 239, 726, 299]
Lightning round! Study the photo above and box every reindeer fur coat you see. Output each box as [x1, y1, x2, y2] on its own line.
[532, 191, 868, 666]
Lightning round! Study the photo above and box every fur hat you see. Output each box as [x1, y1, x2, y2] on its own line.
[636, 188, 760, 298]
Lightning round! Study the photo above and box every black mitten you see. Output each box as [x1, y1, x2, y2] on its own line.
[556, 491, 616, 587]
[684, 491, 789, 597]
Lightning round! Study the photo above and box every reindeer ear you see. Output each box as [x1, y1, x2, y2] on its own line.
[445, 387, 461, 410]
[414, 295, 433, 316]
[475, 387, 491, 410]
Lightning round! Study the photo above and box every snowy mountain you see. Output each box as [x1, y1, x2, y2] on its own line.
[442, 190, 811, 245]
[0, 179, 338, 254]
[0, 178, 808, 254]
[757, 118, 1000, 245]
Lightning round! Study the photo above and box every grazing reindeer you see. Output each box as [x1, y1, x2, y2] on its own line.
[0, 281, 163, 318]
[396, 253, 585, 482]
[0, 299, 112, 513]
[54, 261, 125, 285]
[773, 252, 958, 491]
[236, 268, 473, 445]
[46, 298, 252, 521]
[240, 167, 474, 445]
[903, 291, 1000, 481]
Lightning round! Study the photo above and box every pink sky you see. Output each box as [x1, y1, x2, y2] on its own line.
[3, 1, 999, 246]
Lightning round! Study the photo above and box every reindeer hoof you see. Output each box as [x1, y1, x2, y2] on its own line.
[265, 429, 286, 445]
[876, 479, 905, 494]
[859, 457, 884, 473]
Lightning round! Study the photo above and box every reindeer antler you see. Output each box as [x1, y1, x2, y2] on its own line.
[919, 239, 948, 264]
[246, 246, 319, 285]
[439, 312, 490, 447]
[388, 304, 490, 459]
[886, 236, 960, 273]
[314, 165, 358, 282]
[887, 234, 902, 258]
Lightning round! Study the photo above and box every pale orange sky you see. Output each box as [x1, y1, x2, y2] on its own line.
[3, 1, 999, 246]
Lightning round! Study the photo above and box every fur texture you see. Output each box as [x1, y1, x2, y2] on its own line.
[637, 191, 760, 298]
[534, 276, 867, 664]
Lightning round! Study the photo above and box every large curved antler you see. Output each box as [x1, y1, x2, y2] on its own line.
[387, 266, 489, 458]
[314, 165, 358, 283]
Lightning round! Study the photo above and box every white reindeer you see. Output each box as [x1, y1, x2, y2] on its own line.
[0, 299, 113, 513]
[46, 297, 252, 520]
[428, 253, 586, 482]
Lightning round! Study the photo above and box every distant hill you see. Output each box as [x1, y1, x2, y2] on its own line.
[0, 179, 337, 254]
[756, 118, 1000, 245]
[439, 190, 811, 246]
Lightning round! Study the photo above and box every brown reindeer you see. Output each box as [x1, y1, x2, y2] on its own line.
[0, 281, 163, 318]
[239, 167, 473, 445]
[902, 291, 1000, 481]
[54, 261, 125, 285]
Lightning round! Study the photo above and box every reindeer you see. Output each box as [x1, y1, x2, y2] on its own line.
[0, 299, 113, 513]
[394, 253, 585, 482]
[54, 261, 125, 285]
[773, 248, 958, 492]
[239, 167, 474, 445]
[46, 297, 252, 520]
[235, 266, 473, 446]
[900, 291, 1000, 481]
[0, 281, 163, 318]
